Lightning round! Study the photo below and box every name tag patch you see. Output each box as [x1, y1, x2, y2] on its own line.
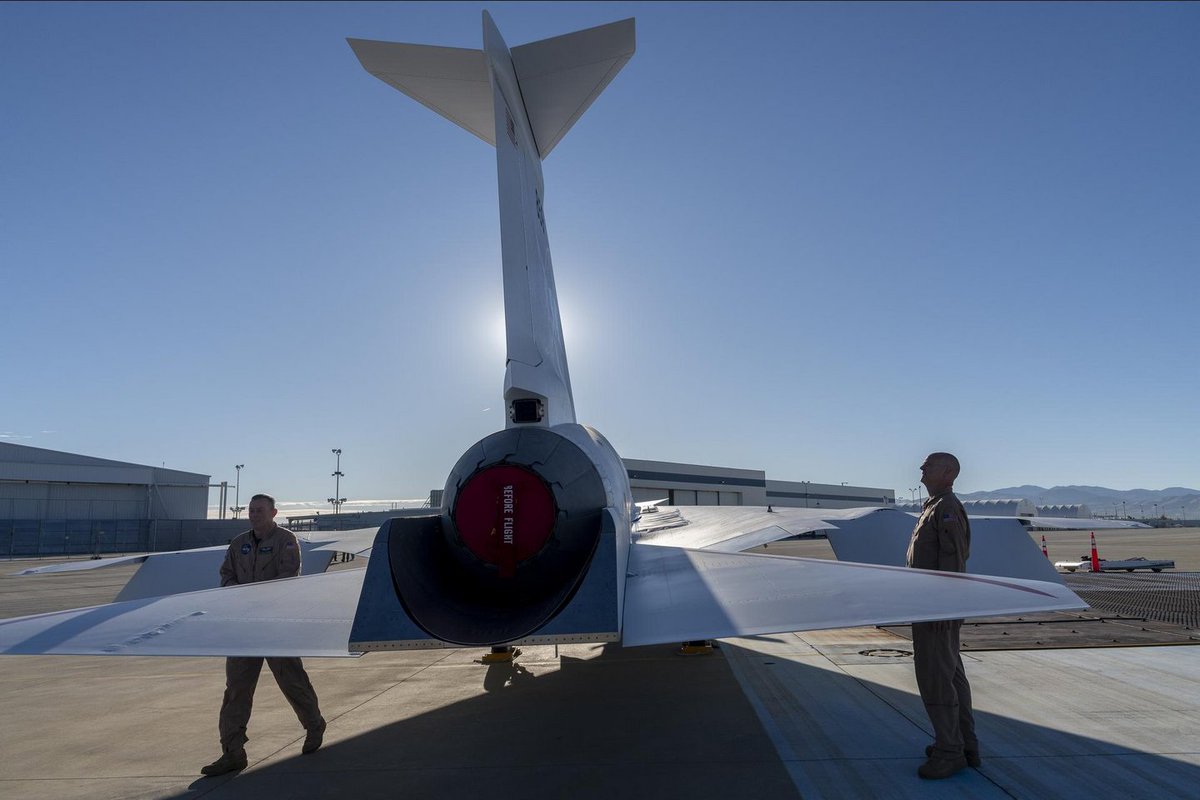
[259, 545, 273, 554]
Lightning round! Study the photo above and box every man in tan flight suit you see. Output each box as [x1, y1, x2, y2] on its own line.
[201, 493, 326, 777]
[906, 452, 978, 780]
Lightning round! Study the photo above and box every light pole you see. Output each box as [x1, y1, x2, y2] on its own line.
[230, 464, 245, 519]
[1122, 501, 1126, 519]
[1154, 503, 1159, 520]
[328, 449, 346, 517]
[909, 487, 918, 506]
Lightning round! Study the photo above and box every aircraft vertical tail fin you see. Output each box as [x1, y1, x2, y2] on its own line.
[349, 14, 634, 429]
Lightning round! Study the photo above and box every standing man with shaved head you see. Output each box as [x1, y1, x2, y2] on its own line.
[907, 452, 978, 780]
[201, 493, 326, 777]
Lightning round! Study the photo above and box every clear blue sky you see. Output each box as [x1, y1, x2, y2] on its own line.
[3, 2, 1197, 514]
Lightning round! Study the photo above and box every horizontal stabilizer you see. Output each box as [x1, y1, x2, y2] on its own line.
[348, 16, 634, 160]
[511, 18, 635, 158]
[347, 39, 493, 145]
[0, 570, 364, 657]
[621, 543, 1084, 647]
[635, 505, 873, 550]
[826, 514, 1066, 584]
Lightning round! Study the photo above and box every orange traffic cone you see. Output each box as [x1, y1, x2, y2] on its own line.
[1041, 535, 1048, 559]
[1090, 531, 1101, 573]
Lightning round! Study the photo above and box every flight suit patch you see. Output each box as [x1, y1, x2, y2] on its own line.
[240, 544, 252, 555]
[259, 545, 273, 554]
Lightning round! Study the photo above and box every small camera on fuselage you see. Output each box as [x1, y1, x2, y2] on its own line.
[510, 398, 545, 424]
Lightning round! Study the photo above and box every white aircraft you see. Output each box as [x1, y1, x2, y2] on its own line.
[0, 12, 1085, 659]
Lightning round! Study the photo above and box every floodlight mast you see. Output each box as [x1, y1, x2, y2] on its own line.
[329, 449, 346, 516]
[230, 464, 245, 519]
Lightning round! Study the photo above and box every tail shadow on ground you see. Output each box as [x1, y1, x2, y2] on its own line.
[179, 643, 798, 800]
[176, 642, 1200, 800]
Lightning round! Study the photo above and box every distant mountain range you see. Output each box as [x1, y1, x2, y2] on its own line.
[958, 485, 1200, 520]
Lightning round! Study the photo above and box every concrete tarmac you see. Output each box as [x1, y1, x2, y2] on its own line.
[3, 531, 1200, 800]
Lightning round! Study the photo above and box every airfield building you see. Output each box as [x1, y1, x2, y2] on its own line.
[898, 499, 1100, 520]
[0, 443, 245, 557]
[0, 442, 210, 520]
[960, 498, 1038, 517]
[623, 458, 894, 509]
[1038, 504, 1093, 519]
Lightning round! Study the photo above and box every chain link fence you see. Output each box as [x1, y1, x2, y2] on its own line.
[2, 519, 250, 559]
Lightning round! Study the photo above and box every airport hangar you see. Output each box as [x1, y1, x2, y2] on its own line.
[0, 442, 209, 520]
[621, 458, 894, 509]
[0, 442, 241, 555]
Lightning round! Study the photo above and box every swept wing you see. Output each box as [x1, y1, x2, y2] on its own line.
[1014, 516, 1150, 530]
[10, 529, 375, 602]
[623, 544, 1082, 647]
[0, 571, 363, 657]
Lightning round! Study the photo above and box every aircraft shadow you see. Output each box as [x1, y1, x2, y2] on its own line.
[170, 642, 1200, 800]
[175, 642, 799, 800]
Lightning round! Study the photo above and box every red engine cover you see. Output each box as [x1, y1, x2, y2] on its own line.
[453, 465, 557, 577]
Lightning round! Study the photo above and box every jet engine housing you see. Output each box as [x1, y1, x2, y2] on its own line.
[348, 423, 631, 650]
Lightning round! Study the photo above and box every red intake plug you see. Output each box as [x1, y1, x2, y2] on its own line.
[453, 465, 556, 577]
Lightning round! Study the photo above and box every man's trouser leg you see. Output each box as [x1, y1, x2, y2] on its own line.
[267, 657, 324, 730]
[219, 657, 265, 752]
[912, 620, 964, 756]
[949, 622, 977, 751]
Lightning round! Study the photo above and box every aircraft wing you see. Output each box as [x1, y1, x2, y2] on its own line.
[634, 505, 876, 551]
[300, 527, 380, 556]
[637, 505, 1067, 584]
[826, 515, 1065, 584]
[7, 533, 376, 601]
[1014, 516, 1151, 530]
[621, 543, 1084, 647]
[0, 570, 364, 657]
[12, 553, 158, 575]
